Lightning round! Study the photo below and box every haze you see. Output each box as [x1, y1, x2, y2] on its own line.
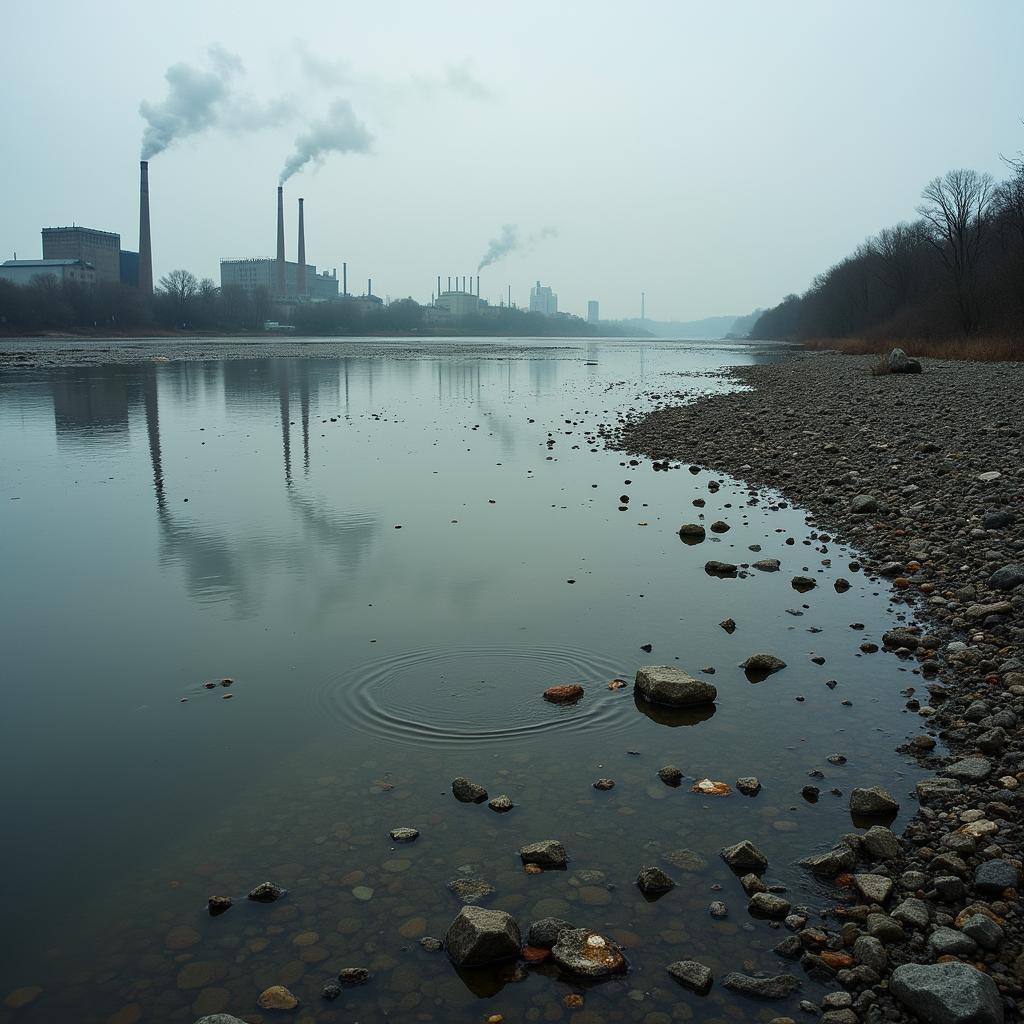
[4, 0, 1022, 321]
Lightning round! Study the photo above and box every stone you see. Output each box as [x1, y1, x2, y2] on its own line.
[452, 777, 488, 802]
[850, 494, 878, 513]
[982, 511, 1016, 530]
[666, 960, 713, 994]
[705, 559, 738, 576]
[884, 348, 922, 373]
[663, 848, 707, 871]
[488, 795, 514, 812]
[774, 934, 803, 959]
[944, 757, 992, 783]
[520, 839, 566, 868]
[321, 982, 341, 1001]
[850, 785, 899, 816]
[801, 844, 856, 877]
[736, 776, 762, 796]
[861, 825, 901, 861]
[257, 986, 298, 1010]
[989, 564, 1024, 592]
[722, 973, 800, 999]
[721, 839, 768, 872]
[592, 778, 615, 791]
[882, 626, 920, 649]
[447, 878, 495, 904]
[690, 777, 731, 795]
[247, 881, 285, 902]
[338, 967, 370, 985]
[543, 684, 584, 703]
[528, 917, 573, 948]
[709, 901, 728, 918]
[891, 962, 1003, 1023]
[867, 913, 905, 943]
[748, 892, 790, 918]
[445, 907, 521, 967]
[658, 765, 684, 786]
[195, 1017, 248, 1024]
[892, 897, 930, 930]
[678, 523, 706, 539]
[974, 859, 1019, 896]
[742, 653, 787, 676]
[207, 896, 232, 916]
[635, 666, 717, 706]
[636, 866, 675, 895]
[918, 777, 963, 803]
[740, 872, 767, 895]
[853, 935, 887, 973]
[550, 929, 628, 978]
[390, 827, 419, 842]
[753, 558, 781, 572]
[929, 927, 978, 956]
[853, 873, 894, 905]
[961, 914, 1004, 951]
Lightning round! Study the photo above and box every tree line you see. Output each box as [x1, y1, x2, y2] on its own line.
[751, 149, 1024, 345]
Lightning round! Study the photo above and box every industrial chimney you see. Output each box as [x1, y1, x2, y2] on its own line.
[276, 186, 286, 297]
[342, 262, 347, 296]
[138, 161, 153, 295]
[297, 198, 306, 298]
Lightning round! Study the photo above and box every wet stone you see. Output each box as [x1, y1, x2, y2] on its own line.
[445, 907, 521, 967]
[748, 892, 791, 918]
[550, 929, 628, 978]
[635, 665, 717, 706]
[666, 960, 713, 994]
[593, 778, 615, 790]
[247, 881, 286, 903]
[742, 653, 787, 676]
[658, 765, 683, 786]
[529, 917, 574, 948]
[636, 866, 675, 895]
[664, 848, 707, 871]
[338, 967, 371, 985]
[488, 794, 514, 812]
[452, 777, 488, 803]
[721, 839, 768, 872]
[722, 972, 800, 999]
[520, 839, 566, 868]
[849, 785, 899, 816]
[389, 827, 419, 842]
[447, 878, 495, 904]
[736, 776, 761, 796]
[207, 896, 232, 916]
[257, 985, 298, 1010]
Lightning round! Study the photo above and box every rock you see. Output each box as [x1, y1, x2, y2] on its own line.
[974, 859, 1019, 896]
[488, 795, 514, 812]
[338, 967, 370, 985]
[690, 777, 731, 795]
[257, 986, 298, 1010]
[452, 777, 488, 803]
[740, 872, 766, 895]
[853, 873, 894, 905]
[592, 778, 615, 791]
[753, 558, 781, 572]
[861, 825, 901, 861]
[849, 785, 899, 816]
[445, 907, 521, 967]
[791, 575, 816, 590]
[520, 840, 566, 868]
[966, 601, 1013, 619]
[850, 495, 879, 514]
[709, 901, 728, 918]
[635, 666, 717, 706]
[929, 927, 978, 957]
[774, 934, 803, 959]
[710, 520, 730, 533]
[721, 839, 768, 872]
[320, 982, 341, 1001]
[663, 848, 707, 871]
[748, 892, 791, 918]
[944, 757, 992, 783]
[543, 684, 584, 703]
[419, 936, 444, 952]
[885, 348, 922, 374]
[667, 960, 713, 994]
[207, 896, 232, 916]
[867, 913, 905, 943]
[658, 765, 683, 786]
[882, 626, 920, 650]
[550, 929, 627, 978]
[801, 844, 856, 877]
[982, 511, 1016, 530]
[195, 1017, 248, 1024]
[678, 523, 706, 539]
[447, 878, 495, 904]
[390, 827, 419, 842]
[742, 653, 787, 677]
[247, 881, 285, 902]
[989, 564, 1024, 591]
[705, 559, 738, 576]
[917, 777, 962, 803]
[891, 962, 1003, 1024]
[720, 617, 737, 632]
[892, 897, 931, 929]
[736, 776, 762, 796]
[636, 866, 675, 895]
[853, 935, 887, 973]
[723, 973, 800, 999]
[528, 917, 573, 948]
[961, 914, 1004, 951]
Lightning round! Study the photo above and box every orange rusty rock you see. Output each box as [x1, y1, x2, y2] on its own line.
[521, 945, 550, 963]
[690, 778, 731, 796]
[563, 994, 584, 1009]
[834, 873, 854, 888]
[607, 679, 627, 690]
[543, 684, 584, 703]
[524, 863, 543, 875]
[819, 951, 854, 970]
[894, 577, 911, 589]
[906, 561, 921, 572]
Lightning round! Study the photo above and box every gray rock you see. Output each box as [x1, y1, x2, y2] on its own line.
[929, 926, 978, 957]
[853, 873, 894, 905]
[982, 511, 1016, 530]
[666, 960, 713, 994]
[965, 601, 1013, 620]
[247, 881, 285, 902]
[944, 757, 992, 783]
[801, 844, 856, 877]
[447, 878, 495, 905]
[917, 776, 963, 803]
[977, 727, 1008, 753]
[853, 935, 887, 973]
[636, 865, 675, 895]
[890, 962, 1004, 1024]
[337, 967, 370, 985]
[445, 906, 521, 966]
[705, 559, 738, 576]
[740, 872, 767, 895]
[892, 897, 930, 930]
[753, 558, 781, 572]
[742, 653, 787, 676]
[935, 876, 966, 902]
[721, 839, 768, 872]
[851, 494, 879, 514]
[850, 785, 899, 816]
[519, 839, 566, 868]
[961, 914, 1004, 951]
[389, 827, 419, 842]
[748, 892, 791, 918]
[736, 776, 762, 796]
[862, 825, 901, 861]
[488, 795, 514, 812]
[709, 901, 728, 918]
[882, 626, 920, 649]
[452, 777, 488, 803]
[774, 934, 803, 959]
[419, 936, 444, 952]
[974, 859, 1019, 896]
[866, 912, 905, 943]
[989, 564, 1024, 591]
[658, 765, 683, 786]
[722, 972, 800, 999]
[678, 523, 706, 539]
[528, 916, 573, 948]
[550, 928, 628, 978]
[885, 348, 922, 374]
[635, 666, 717, 706]
[822, 1010, 860, 1024]
[195, 1017, 249, 1024]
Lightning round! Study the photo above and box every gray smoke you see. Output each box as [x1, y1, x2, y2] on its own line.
[280, 99, 373, 183]
[478, 224, 558, 270]
[140, 46, 292, 159]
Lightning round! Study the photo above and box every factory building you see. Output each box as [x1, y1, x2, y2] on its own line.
[41, 225, 142, 288]
[529, 281, 558, 316]
[587, 300, 599, 323]
[220, 259, 338, 300]
[0, 259, 97, 287]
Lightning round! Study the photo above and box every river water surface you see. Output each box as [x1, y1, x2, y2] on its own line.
[0, 338, 925, 1024]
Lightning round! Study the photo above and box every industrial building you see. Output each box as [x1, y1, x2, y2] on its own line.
[530, 281, 558, 316]
[41, 226, 120, 283]
[0, 259, 97, 287]
[587, 300, 599, 324]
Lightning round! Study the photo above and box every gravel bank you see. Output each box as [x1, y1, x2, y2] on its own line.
[617, 352, 1024, 1023]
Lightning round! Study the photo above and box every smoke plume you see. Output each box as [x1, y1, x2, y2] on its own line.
[280, 100, 373, 183]
[478, 225, 558, 270]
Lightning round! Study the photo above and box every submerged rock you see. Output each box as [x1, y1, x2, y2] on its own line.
[447, 878, 495, 905]
[801, 844, 856, 878]
[666, 960, 713, 994]
[389, 827, 419, 842]
[445, 907, 521, 967]
[247, 881, 285, 903]
[635, 666, 717, 707]
[722, 972, 799, 999]
[488, 795, 514, 812]
[452, 777, 488, 803]
[528, 916, 573, 948]
[257, 986, 298, 1010]
[543, 684, 584, 703]
[337, 967, 371, 986]
[636, 866, 675, 895]
[550, 928, 628, 978]
[520, 839, 567, 868]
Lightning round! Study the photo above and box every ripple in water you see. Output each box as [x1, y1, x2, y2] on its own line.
[314, 643, 632, 748]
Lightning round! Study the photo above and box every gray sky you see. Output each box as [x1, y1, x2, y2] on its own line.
[4, 0, 1023, 321]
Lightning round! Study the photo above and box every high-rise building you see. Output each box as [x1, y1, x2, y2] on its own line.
[587, 300, 599, 324]
[529, 280, 558, 316]
[42, 226, 121, 283]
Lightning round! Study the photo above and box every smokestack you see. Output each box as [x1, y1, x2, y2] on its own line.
[297, 198, 306, 297]
[476, 274, 480, 297]
[276, 186, 286, 297]
[138, 161, 153, 295]
[343, 261, 347, 295]
[437, 275, 441, 298]
[368, 278, 372, 296]
[447, 276, 451, 292]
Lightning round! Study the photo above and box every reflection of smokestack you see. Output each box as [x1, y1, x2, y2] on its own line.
[138, 161, 153, 295]
[297, 198, 306, 297]
[342, 261, 347, 295]
[276, 186, 286, 297]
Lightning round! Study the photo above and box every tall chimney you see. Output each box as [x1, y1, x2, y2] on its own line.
[437, 275, 441, 298]
[447, 276, 451, 291]
[342, 261, 347, 295]
[297, 198, 306, 297]
[138, 161, 153, 295]
[368, 277, 372, 296]
[476, 275, 480, 297]
[276, 185, 286, 297]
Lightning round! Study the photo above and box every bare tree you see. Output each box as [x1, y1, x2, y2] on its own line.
[916, 169, 995, 333]
[158, 269, 200, 324]
[868, 221, 928, 310]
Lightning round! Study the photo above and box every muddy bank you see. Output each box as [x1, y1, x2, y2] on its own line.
[616, 351, 1024, 1022]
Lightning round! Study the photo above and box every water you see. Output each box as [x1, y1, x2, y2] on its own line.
[0, 338, 925, 1023]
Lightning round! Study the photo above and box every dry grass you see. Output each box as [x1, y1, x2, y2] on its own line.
[801, 335, 1024, 362]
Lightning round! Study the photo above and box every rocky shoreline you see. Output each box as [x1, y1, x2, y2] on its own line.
[614, 351, 1024, 1024]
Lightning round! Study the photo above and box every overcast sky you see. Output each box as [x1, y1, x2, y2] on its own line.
[4, 0, 1023, 321]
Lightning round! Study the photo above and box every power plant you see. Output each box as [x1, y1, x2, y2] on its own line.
[138, 160, 153, 295]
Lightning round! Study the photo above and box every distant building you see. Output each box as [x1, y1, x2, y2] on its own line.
[435, 289, 480, 318]
[220, 259, 338, 300]
[119, 250, 140, 288]
[587, 300, 599, 324]
[42, 227, 121, 283]
[0, 259, 97, 287]
[529, 281, 558, 316]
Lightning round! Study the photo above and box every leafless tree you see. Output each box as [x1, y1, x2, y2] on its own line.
[868, 221, 928, 310]
[916, 169, 995, 333]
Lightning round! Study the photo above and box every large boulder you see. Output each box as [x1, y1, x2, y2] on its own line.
[519, 839, 567, 868]
[989, 565, 1024, 592]
[452, 777, 488, 803]
[850, 786, 899, 816]
[890, 962, 1003, 1024]
[445, 906, 521, 966]
[801, 844, 856, 877]
[550, 928, 628, 978]
[635, 666, 716, 707]
[721, 839, 768, 872]
[884, 348, 922, 374]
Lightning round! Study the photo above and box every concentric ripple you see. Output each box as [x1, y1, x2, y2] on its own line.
[312, 643, 633, 748]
